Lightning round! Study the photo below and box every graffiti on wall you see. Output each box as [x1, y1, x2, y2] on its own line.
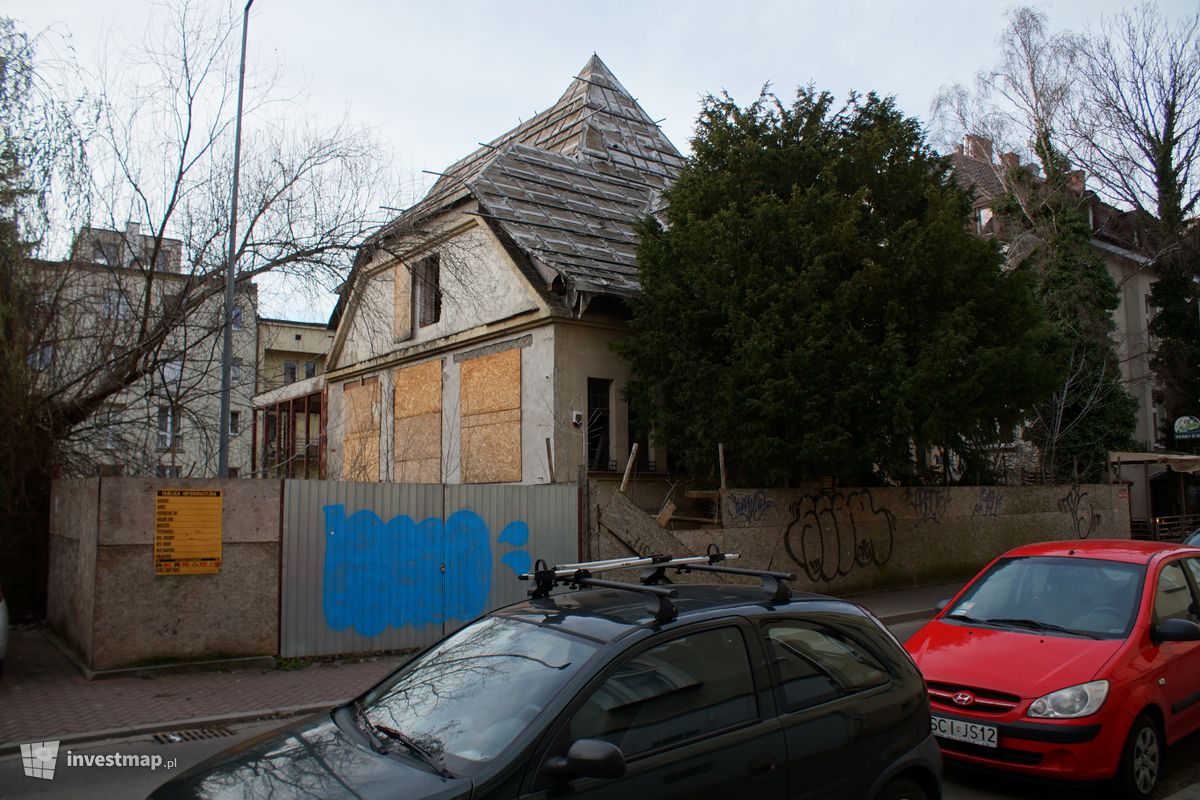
[725, 490, 777, 524]
[321, 505, 532, 637]
[784, 490, 897, 582]
[1057, 486, 1100, 539]
[972, 488, 1004, 519]
[904, 486, 949, 524]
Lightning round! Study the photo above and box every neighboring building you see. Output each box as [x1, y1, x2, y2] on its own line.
[949, 137, 1162, 503]
[321, 54, 682, 485]
[40, 224, 258, 478]
[950, 135, 1160, 448]
[257, 318, 334, 394]
[251, 318, 334, 479]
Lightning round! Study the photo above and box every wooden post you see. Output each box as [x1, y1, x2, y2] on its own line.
[718, 443, 727, 491]
[619, 443, 639, 494]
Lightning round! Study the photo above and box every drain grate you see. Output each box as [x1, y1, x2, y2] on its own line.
[153, 727, 236, 745]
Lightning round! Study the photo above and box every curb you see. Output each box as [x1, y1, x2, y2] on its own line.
[0, 703, 332, 758]
[44, 628, 279, 681]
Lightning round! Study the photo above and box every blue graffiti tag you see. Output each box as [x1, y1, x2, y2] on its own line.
[321, 505, 530, 638]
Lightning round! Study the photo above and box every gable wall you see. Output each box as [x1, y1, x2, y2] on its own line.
[333, 217, 546, 372]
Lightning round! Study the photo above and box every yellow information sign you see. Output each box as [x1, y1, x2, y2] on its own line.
[154, 489, 222, 575]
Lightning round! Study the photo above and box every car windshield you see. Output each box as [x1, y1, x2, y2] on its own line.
[946, 556, 1145, 639]
[361, 616, 597, 774]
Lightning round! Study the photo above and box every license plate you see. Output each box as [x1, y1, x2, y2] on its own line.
[931, 715, 998, 748]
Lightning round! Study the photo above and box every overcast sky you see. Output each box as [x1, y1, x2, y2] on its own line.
[7, 0, 1194, 319]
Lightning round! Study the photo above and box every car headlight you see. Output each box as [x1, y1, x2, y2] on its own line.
[1028, 680, 1108, 719]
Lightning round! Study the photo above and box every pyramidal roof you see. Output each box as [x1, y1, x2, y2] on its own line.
[397, 55, 683, 224]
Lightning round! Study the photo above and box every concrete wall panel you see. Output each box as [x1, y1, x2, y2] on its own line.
[595, 483, 1131, 596]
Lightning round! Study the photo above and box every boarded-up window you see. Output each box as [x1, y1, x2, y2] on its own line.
[393, 263, 412, 342]
[394, 360, 442, 483]
[342, 378, 380, 482]
[460, 348, 521, 483]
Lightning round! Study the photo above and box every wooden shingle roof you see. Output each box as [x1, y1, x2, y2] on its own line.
[372, 54, 682, 303]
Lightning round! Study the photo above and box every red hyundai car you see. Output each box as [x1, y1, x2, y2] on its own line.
[905, 539, 1200, 798]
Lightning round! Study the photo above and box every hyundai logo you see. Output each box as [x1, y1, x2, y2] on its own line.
[953, 692, 976, 706]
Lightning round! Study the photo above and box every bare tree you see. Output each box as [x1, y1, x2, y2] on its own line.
[930, 7, 1138, 481]
[3, 0, 397, 504]
[1068, 3, 1200, 233]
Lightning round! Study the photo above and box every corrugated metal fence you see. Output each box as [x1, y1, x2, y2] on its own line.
[280, 480, 578, 657]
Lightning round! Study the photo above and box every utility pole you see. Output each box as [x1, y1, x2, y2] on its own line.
[218, 0, 254, 477]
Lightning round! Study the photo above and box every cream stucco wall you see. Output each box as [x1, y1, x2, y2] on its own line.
[1105, 247, 1159, 449]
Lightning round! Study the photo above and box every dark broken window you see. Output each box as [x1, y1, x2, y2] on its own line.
[415, 254, 442, 327]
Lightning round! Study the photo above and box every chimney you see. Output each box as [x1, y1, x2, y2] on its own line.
[123, 221, 142, 268]
[964, 134, 994, 163]
[1068, 169, 1085, 194]
[1000, 152, 1020, 170]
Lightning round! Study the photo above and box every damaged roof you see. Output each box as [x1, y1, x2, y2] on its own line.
[366, 53, 683, 306]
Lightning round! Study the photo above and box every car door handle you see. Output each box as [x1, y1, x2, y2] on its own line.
[748, 754, 778, 776]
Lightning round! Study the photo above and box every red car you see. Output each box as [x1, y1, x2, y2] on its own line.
[905, 539, 1200, 798]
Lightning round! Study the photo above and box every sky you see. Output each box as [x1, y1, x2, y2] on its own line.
[7, 0, 1193, 318]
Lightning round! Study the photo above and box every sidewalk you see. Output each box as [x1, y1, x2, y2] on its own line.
[0, 582, 958, 755]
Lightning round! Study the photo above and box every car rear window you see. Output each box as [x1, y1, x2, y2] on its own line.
[765, 622, 890, 712]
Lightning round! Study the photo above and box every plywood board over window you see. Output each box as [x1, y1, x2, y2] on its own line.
[460, 348, 521, 483]
[393, 264, 412, 342]
[342, 378, 380, 482]
[394, 360, 442, 483]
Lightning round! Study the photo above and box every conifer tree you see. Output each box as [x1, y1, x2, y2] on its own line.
[619, 90, 1059, 486]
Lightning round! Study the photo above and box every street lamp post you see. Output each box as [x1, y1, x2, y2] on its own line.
[218, 0, 254, 478]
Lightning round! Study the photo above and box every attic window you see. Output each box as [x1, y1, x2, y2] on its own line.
[415, 254, 442, 327]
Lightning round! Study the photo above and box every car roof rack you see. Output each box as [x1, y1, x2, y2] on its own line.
[520, 544, 797, 621]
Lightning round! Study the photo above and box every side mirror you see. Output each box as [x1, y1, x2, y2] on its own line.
[935, 599, 950, 612]
[1153, 618, 1200, 643]
[543, 739, 626, 781]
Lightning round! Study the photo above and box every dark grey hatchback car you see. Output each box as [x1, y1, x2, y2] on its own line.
[150, 552, 941, 800]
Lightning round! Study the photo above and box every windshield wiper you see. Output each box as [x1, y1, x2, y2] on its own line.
[945, 612, 981, 624]
[349, 701, 386, 754]
[984, 618, 1100, 639]
[371, 722, 453, 778]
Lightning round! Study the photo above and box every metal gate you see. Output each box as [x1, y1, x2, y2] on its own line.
[280, 480, 578, 657]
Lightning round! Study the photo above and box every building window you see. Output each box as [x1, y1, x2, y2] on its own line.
[230, 410, 241, 436]
[231, 306, 244, 331]
[102, 288, 131, 320]
[157, 404, 181, 450]
[283, 361, 297, 384]
[588, 377, 613, 471]
[415, 254, 442, 327]
[160, 357, 183, 386]
[99, 404, 124, 450]
[304, 360, 316, 379]
[28, 344, 53, 372]
[227, 467, 240, 478]
[231, 357, 243, 383]
[156, 464, 182, 478]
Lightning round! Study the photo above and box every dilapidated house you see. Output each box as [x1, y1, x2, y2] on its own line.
[318, 55, 684, 484]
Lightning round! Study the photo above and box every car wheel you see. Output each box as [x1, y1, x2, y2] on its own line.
[875, 776, 928, 800]
[1116, 714, 1162, 799]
